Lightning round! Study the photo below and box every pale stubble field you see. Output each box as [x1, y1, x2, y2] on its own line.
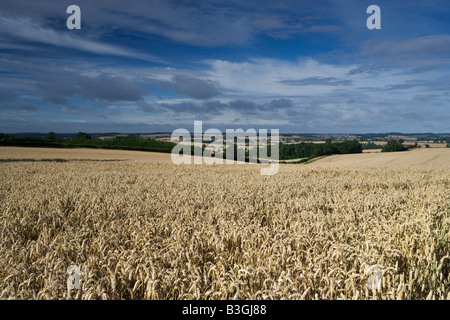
[0, 147, 449, 299]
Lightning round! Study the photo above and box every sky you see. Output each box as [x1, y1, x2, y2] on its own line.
[1, 0, 450, 134]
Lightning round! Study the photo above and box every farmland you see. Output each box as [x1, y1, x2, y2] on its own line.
[0, 147, 449, 299]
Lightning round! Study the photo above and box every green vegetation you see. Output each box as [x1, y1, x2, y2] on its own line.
[180, 139, 363, 163]
[381, 140, 409, 152]
[46, 132, 56, 141]
[0, 133, 176, 154]
[201, 143, 268, 163]
[362, 142, 384, 150]
[77, 132, 92, 140]
[209, 140, 362, 162]
[279, 140, 362, 160]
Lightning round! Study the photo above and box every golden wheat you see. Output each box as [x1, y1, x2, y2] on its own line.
[0, 147, 449, 300]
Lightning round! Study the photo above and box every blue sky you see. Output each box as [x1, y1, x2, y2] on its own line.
[1, 0, 450, 133]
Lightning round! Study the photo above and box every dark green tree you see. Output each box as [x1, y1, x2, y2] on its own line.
[381, 140, 408, 152]
[77, 132, 91, 140]
[46, 132, 56, 141]
[336, 140, 363, 154]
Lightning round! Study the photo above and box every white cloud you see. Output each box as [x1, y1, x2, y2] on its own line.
[206, 58, 356, 97]
[0, 15, 160, 62]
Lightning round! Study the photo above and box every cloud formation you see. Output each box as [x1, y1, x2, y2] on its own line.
[141, 98, 295, 119]
[149, 75, 222, 99]
[280, 77, 352, 86]
[36, 73, 144, 105]
[0, 101, 36, 112]
[0, 14, 159, 61]
[0, 88, 36, 111]
[1, 0, 450, 133]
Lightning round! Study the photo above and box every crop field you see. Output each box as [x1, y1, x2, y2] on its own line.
[0, 147, 449, 300]
[311, 147, 450, 169]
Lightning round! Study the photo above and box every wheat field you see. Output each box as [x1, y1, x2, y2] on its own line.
[0, 147, 449, 299]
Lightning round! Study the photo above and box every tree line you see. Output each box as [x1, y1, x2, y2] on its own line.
[2, 132, 440, 161]
[0, 132, 176, 154]
[279, 140, 363, 160]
